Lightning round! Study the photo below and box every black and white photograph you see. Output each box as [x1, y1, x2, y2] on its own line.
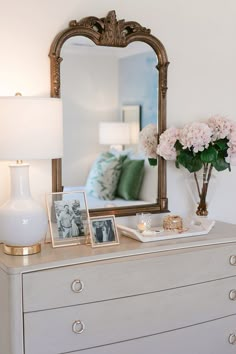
[90, 216, 119, 248]
[46, 191, 90, 248]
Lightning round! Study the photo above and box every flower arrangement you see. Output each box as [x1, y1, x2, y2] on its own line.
[140, 116, 236, 215]
[139, 123, 158, 166]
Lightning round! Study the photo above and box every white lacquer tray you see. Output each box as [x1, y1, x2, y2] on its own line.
[117, 218, 216, 243]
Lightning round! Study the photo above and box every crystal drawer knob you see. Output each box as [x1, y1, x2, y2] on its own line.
[229, 290, 236, 301]
[228, 333, 236, 344]
[72, 320, 85, 334]
[229, 256, 236, 265]
[71, 279, 84, 293]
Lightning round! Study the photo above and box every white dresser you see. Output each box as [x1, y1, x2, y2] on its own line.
[1, 221, 236, 354]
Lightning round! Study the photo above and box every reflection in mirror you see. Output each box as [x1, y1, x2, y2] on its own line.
[49, 10, 169, 217]
[122, 105, 140, 149]
[61, 38, 158, 210]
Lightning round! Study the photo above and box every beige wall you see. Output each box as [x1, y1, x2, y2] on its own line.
[0, 0, 235, 223]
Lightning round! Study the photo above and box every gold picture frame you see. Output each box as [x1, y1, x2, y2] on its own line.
[90, 215, 120, 248]
[46, 191, 91, 248]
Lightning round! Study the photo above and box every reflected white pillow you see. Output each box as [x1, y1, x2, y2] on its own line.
[86, 152, 123, 200]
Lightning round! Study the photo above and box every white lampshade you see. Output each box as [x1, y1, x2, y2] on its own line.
[99, 122, 130, 146]
[0, 96, 63, 256]
[0, 97, 63, 160]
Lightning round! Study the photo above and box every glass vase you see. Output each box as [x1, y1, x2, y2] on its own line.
[185, 165, 216, 217]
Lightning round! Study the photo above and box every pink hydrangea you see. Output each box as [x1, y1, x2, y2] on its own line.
[156, 127, 179, 160]
[179, 122, 212, 153]
[207, 115, 232, 141]
[226, 129, 236, 165]
[140, 116, 236, 170]
[139, 123, 158, 159]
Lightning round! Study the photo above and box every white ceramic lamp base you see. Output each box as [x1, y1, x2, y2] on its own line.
[0, 164, 47, 255]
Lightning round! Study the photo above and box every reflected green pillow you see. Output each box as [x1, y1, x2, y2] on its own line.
[86, 152, 123, 200]
[117, 158, 145, 200]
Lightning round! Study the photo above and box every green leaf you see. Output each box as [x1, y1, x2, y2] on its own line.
[177, 149, 193, 169]
[174, 140, 183, 152]
[187, 156, 203, 173]
[177, 149, 203, 173]
[212, 156, 230, 171]
[214, 138, 228, 151]
[148, 158, 157, 166]
[200, 146, 218, 163]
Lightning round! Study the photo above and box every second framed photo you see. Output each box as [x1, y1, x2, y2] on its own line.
[46, 191, 91, 248]
[90, 215, 119, 248]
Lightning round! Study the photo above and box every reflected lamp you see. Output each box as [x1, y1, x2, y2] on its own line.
[99, 122, 130, 151]
[0, 96, 63, 255]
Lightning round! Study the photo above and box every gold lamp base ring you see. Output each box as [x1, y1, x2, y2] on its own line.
[3, 243, 41, 256]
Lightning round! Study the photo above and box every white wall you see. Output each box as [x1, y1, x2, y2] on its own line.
[0, 0, 235, 223]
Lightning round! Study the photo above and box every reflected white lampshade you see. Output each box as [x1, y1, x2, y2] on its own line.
[99, 122, 130, 150]
[0, 96, 63, 255]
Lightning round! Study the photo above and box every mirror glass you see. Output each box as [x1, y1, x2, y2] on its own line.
[60, 37, 158, 210]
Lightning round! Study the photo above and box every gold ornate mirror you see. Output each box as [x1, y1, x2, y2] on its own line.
[49, 10, 169, 217]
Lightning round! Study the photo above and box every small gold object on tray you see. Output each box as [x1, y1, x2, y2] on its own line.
[163, 215, 183, 231]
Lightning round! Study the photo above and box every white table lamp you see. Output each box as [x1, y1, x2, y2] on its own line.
[99, 122, 130, 151]
[0, 96, 63, 255]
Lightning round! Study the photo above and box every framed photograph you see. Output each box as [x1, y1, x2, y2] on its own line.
[122, 105, 141, 146]
[90, 215, 120, 248]
[46, 191, 91, 248]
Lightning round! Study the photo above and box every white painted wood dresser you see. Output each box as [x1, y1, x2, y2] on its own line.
[1, 221, 236, 354]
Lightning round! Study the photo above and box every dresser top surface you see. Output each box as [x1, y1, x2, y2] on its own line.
[0, 221, 236, 274]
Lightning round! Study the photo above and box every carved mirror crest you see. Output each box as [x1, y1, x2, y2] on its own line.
[49, 10, 169, 217]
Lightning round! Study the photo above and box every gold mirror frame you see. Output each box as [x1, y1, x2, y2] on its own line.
[49, 10, 169, 217]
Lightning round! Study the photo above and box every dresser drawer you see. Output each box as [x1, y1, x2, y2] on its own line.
[24, 276, 236, 354]
[23, 244, 236, 312]
[67, 314, 236, 354]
